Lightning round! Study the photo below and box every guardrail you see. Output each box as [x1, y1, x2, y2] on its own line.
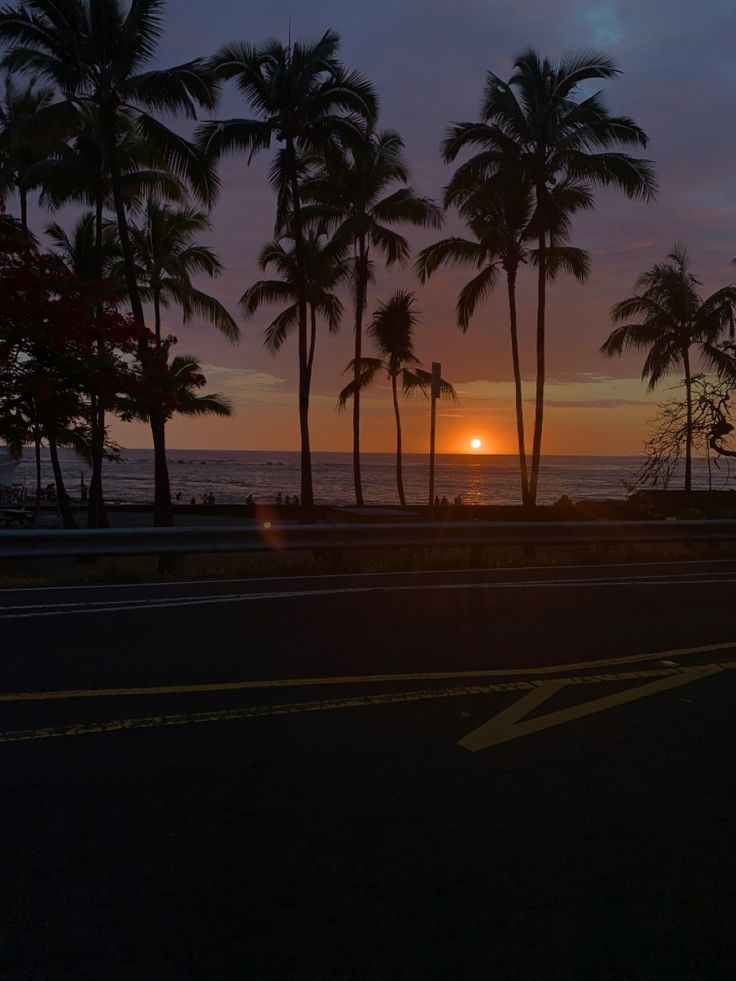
[1, 519, 736, 560]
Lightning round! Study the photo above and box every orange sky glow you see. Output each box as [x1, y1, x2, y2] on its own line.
[23, 0, 736, 458]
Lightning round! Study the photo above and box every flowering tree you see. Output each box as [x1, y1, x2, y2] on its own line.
[0, 236, 147, 525]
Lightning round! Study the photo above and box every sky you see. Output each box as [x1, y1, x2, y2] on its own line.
[22, 0, 736, 454]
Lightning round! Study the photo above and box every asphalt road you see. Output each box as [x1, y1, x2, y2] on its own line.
[2, 559, 736, 980]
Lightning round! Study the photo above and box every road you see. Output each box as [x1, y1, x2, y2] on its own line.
[2, 558, 736, 979]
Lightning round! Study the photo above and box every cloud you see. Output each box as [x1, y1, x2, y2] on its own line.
[584, 1, 625, 44]
[590, 240, 655, 258]
[538, 398, 652, 409]
[198, 365, 290, 408]
[201, 365, 283, 391]
[454, 375, 656, 411]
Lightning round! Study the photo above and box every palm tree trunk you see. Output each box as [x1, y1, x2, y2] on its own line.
[529, 232, 547, 506]
[287, 141, 314, 513]
[391, 372, 406, 506]
[88, 195, 108, 529]
[153, 287, 162, 349]
[307, 303, 317, 390]
[150, 409, 173, 527]
[352, 237, 367, 506]
[506, 266, 530, 506]
[107, 117, 172, 535]
[95, 195, 103, 274]
[48, 436, 77, 529]
[104, 112, 145, 326]
[149, 289, 172, 526]
[19, 187, 27, 234]
[683, 347, 693, 492]
[87, 402, 107, 528]
[31, 431, 42, 527]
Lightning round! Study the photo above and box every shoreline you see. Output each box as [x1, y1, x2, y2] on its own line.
[15, 490, 736, 530]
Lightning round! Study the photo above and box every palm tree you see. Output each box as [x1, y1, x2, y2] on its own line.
[124, 198, 238, 524]
[338, 290, 456, 506]
[417, 174, 590, 505]
[127, 199, 238, 348]
[601, 244, 736, 491]
[46, 211, 123, 526]
[34, 104, 185, 271]
[38, 105, 187, 527]
[128, 345, 233, 424]
[240, 231, 348, 391]
[122, 343, 232, 506]
[0, 201, 34, 240]
[0, 72, 54, 231]
[0, 0, 219, 327]
[443, 49, 656, 504]
[46, 211, 120, 282]
[199, 29, 377, 510]
[305, 129, 443, 505]
[0, 0, 219, 529]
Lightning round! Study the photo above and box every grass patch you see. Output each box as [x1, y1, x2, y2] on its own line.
[0, 539, 733, 590]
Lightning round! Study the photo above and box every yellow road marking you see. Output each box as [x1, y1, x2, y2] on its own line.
[460, 680, 567, 742]
[3, 661, 736, 745]
[2, 640, 734, 704]
[458, 664, 725, 752]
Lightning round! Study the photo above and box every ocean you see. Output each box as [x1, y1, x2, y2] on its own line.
[12, 448, 734, 507]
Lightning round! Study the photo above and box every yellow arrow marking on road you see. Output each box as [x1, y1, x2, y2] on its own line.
[458, 663, 724, 752]
[3, 661, 736, 746]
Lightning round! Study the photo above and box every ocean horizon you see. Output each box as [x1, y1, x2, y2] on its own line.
[13, 447, 735, 507]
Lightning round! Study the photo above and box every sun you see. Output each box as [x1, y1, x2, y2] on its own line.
[470, 438, 482, 450]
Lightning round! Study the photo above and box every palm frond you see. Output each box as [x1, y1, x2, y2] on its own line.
[195, 117, 273, 162]
[135, 112, 219, 205]
[456, 263, 497, 331]
[240, 278, 294, 317]
[538, 245, 591, 283]
[415, 237, 484, 282]
[337, 357, 383, 409]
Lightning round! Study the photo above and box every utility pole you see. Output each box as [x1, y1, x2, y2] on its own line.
[428, 362, 441, 508]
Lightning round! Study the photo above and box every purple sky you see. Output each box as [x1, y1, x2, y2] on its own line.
[24, 0, 736, 452]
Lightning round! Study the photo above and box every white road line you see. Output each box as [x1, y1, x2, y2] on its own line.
[4, 568, 732, 611]
[2, 557, 735, 595]
[1, 573, 736, 619]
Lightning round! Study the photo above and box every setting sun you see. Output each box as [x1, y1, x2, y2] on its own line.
[470, 438, 482, 450]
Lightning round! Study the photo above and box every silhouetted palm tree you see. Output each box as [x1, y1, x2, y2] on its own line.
[124, 198, 237, 524]
[0, 72, 54, 231]
[46, 212, 120, 283]
[200, 29, 377, 510]
[0, 0, 219, 527]
[240, 232, 348, 391]
[0, 204, 33, 240]
[127, 199, 238, 347]
[417, 174, 590, 504]
[0, 0, 219, 326]
[46, 211, 123, 525]
[39, 105, 187, 526]
[34, 103, 185, 273]
[338, 290, 455, 506]
[306, 129, 442, 505]
[443, 49, 656, 503]
[601, 244, 736, 491]
[125, 345, 233, 423]
[121, 343, 232, 510]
